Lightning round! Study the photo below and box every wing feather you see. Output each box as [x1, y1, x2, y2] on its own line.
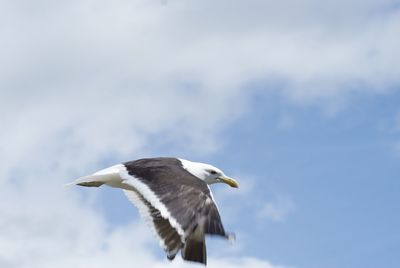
[121, 158, 227, 240]
[123, 189, 183, 256]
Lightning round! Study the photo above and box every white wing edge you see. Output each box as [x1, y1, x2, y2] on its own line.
[119, 166, 186, 242]
[122, 189, 168, 250]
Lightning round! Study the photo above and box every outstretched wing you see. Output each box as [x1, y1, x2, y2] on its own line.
[120, 157, 227, 241]
[122, 189, 183, 258]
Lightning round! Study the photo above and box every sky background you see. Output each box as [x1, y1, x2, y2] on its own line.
[1, 1, 400, 268]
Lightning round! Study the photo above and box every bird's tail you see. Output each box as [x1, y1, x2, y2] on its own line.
[65, 175, 106, 187]
[181, 237, 207, 265]
[64, 164, 122, 188]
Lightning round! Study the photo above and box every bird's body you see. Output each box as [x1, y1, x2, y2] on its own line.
[69, 157, 238, 265]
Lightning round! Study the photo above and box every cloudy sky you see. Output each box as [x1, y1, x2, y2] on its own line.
[1, 0, 399, 267]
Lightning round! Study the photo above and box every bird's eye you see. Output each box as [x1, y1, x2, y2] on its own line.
[210, 170, 217, 175]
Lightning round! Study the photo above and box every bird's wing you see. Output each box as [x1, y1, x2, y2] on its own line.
[122, 189, 182, 258]
[120, 158, 227, 242]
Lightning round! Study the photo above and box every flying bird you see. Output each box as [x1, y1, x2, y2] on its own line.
[68, 157, 239, 265]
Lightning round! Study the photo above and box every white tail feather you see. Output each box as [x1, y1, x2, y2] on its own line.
[65, 164, 124, 187]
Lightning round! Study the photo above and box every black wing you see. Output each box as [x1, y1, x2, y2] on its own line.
[122, 157, 227, 239]
[123, 189, 183, 258]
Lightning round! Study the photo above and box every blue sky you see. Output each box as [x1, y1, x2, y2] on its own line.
[94, 89, 400, 268]
[1, 1, 400, 268]
[217, 90, 400, 268]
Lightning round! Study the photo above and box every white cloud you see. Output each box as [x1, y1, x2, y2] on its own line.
[258, 195, 295, 222]
[1, 0, 399, 105]
[0, 55, 287, 268]
[0, 165, 290, 268]
[0, 0, 399, 267]
[0, 86, 264, 266]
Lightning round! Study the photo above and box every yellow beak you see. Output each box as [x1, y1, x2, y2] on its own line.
[219, 176, 239, 188]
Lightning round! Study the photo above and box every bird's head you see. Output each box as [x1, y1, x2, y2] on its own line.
[179, 159, 239, 188]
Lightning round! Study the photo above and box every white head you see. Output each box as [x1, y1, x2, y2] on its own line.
[179, 158, 239, 188]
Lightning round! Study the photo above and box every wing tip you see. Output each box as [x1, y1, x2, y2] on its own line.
[181, 238, 207, 265]
[226, 232, 236, 244]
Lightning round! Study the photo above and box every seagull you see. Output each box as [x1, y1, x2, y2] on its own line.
[68, 157, 239, 265]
